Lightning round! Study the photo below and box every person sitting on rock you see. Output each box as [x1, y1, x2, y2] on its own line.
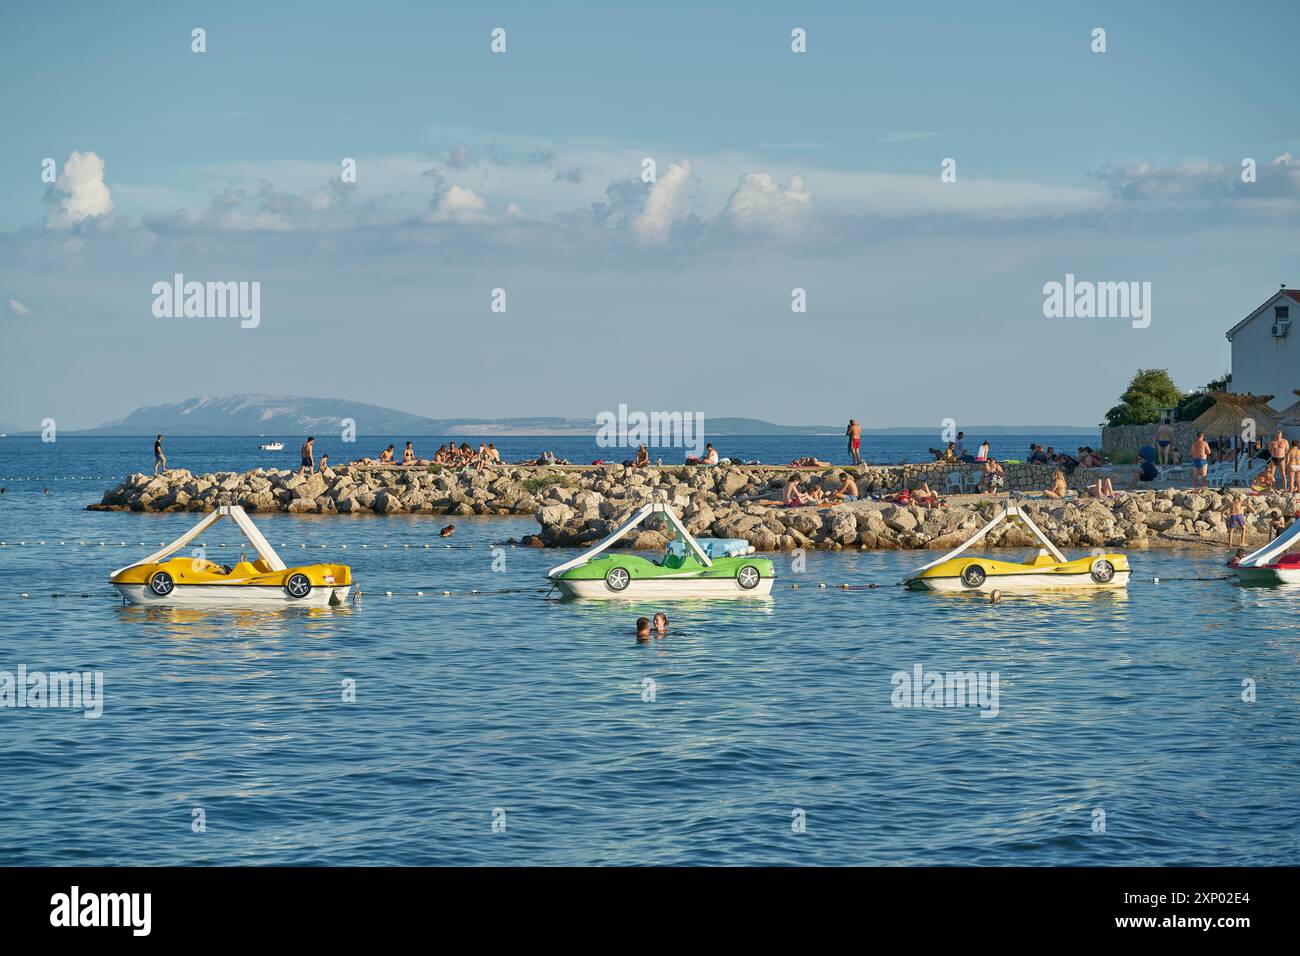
[634, 444, 650, 467]
[1041, 469, 1069, 499]
[401, 442, 416, 465]
[378, 445, 396, 464]
[827, 472, 859, 501]
[783, 475, 823, 507]
[979, 457, 1005, 493]
[487, 443, 502, 465]
[1128, 458, 1159, 488]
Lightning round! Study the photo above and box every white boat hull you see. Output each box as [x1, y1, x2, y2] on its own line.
[1235, 566, 1300, 585]
[910, 570, 1131, 593]
[550, 576, 774, 600]
[113, 583, 351, 608]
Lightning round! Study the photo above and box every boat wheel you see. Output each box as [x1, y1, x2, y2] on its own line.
[148, 571, 174, 597]
[604, 567, 631, 592]
[284, 573, 313, 599]
[960, 564, 987, 589]
[737, 565, 762, 590]
[1090, 559, 1115, 584]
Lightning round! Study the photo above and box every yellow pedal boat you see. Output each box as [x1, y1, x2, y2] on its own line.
[904, 503, 1129, 592]
[109, 505, 352, 608]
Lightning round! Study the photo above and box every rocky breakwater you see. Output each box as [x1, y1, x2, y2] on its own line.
[526, 469, 1300, 553]
[90, 464, 1300, 554]
[90, 465, 548, 516]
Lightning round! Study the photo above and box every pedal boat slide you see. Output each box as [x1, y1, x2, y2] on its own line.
[109, 505, 352, 607]
[904, 502, 1130, 592]
[546, 499, 776, 599]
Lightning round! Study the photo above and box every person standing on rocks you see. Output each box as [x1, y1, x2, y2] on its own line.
[1222, 494, 1250, 548]
[1268, 431, 1289, 489]
[1190, 432, 1211, 490]
[1286, 440, 1300, 493]
[153, 434, 166, 476]
[846, 420, 862, 466]
[300, 437, 316, 475]
[1156, 419, 1173, 465]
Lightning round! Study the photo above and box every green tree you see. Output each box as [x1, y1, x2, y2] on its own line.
[1105, 369, 1182, 427]
[1175, 371, 1231, 422]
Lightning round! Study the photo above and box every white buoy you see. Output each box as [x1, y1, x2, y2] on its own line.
[416, 591, 424, 596]
[1153, 577, 1159, 583]
[442, 590, 451, 596]
[385, 590, 393, 597]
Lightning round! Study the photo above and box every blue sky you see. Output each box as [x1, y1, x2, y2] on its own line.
[1, 0, 1298, 430]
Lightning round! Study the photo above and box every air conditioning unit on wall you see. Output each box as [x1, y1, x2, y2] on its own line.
[1272, 318, 1291, 337]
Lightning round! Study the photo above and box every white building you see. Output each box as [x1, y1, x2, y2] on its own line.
[1225, 286, 1300, 402]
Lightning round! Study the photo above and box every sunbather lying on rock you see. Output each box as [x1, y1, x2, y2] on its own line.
[789, 456, 830, 468]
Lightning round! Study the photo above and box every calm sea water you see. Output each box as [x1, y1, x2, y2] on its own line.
[1, 437, 1297, 866]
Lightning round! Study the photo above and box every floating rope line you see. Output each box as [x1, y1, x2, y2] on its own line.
[0, 476, 125, 481]
[0, 540, 516, 550]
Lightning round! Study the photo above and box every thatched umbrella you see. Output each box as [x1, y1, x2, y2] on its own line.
[1191, 391, 1282, 439]
[1277, 389, 1300, 426]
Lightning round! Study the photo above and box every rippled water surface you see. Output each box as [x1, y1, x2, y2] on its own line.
[1, 440, 1298, 865]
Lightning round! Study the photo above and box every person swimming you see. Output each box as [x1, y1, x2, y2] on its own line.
[635, 617, 651, 641]
[653, 612, 668, 635]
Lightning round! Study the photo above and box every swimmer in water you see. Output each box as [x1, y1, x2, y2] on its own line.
[653, 612, 668, 635]
[635, 617, 651, 642]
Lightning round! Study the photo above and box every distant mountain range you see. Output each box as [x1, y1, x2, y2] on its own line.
[2, 394, 1098, 436]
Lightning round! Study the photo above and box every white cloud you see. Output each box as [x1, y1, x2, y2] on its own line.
[427, 185, 489, 224]
[1092, 154, 1300, 203]
[46, 150, 114, 228]
[7, 298, 31, 316]
[447, 145, 474, 169]
[631, 160, 695, 244]
[721, 172, 811, 233]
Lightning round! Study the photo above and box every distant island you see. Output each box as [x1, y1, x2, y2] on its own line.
[4, 394, 1099, 437]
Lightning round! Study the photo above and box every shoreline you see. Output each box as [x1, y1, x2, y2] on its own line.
[87, 463, 1290, 554]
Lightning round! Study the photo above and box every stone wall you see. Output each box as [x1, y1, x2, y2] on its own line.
[1101, 421, 1198, 458]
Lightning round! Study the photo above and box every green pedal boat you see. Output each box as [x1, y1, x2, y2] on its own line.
[546, 500, 776, 599]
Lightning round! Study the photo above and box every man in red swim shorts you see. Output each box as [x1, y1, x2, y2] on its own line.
[846, 419, 862, 466]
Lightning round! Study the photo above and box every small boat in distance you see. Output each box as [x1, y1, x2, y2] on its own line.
[109, 505, 352, 607]
[547, 498, 775, 599]
[258, 441, 284, 451]
[905, 501, 1129, 592]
